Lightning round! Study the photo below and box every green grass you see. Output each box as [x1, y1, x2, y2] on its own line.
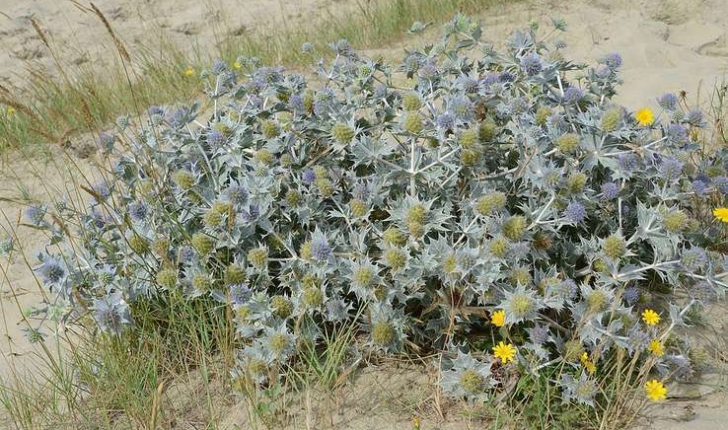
[0, 0, 512, 153]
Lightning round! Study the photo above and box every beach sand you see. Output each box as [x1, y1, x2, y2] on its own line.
[0, 0, 726, 428]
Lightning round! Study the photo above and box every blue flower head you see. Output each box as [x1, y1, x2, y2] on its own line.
[520, 53, 543, 76]
[435, 111, 457, 130]
[658, 157, 683, 181]
[563, 201, 586, 223]
[25, 205, 46, 226]
[311, 237, 332, 261]
[206, 130, 227, 150]
[657, 93, 678, 110]
[600, 182, 619, 200]
[230, 283, 253, 306]
[128, 201, 148, 222]
[600, 53, 622, 70]
[563, 87, 584, 104]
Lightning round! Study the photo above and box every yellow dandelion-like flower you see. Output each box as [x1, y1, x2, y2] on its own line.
[648, 339, 664, 357]
[713, 207, 728, 223]
[6, 106, 16, 116]
[580, 352, 597, 374]
[642, 309, 661, 326]
[233, 61, 242, 71]
[183, 67, 196, 77]
[491, 309, 506, 327]
[645, 379, 667, 402]
[412, 416, 421, 430]
[635, 108, 654, 126]
[492, 341, 517, 364]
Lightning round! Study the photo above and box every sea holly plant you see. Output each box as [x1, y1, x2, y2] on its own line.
[24, 14, 728, 420]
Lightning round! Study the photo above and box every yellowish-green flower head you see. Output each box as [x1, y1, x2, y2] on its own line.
[371, 321, 396, 346]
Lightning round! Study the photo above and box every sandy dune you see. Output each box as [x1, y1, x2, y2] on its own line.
[0, 0, 726, 428]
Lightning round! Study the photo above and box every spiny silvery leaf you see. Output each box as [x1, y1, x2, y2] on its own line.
[408, 21, 431, 34]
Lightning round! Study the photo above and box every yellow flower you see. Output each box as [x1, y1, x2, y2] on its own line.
[233, 61, 242, 70]
[713, 207, 728, 223]
[645, 379, 667, 401]
[183, 67, 196, 77]
[6, 106, 16, 116]
[491, 309, 506, 327]
[492, 341, 517, 364]
[412, 416, 421, 430]
[580, 352, 597, 374]
[635, 108, 654, 126]
[648, 339, 664, 357]
[642, 309, 661, 326]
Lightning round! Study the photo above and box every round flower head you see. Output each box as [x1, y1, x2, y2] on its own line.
[418, 62, 440, 83]
[600, 53, 622, 70]
[325, 298, 352, 323]
[25, 205, 47, 226]
[641, 309, 661, 326]
[520, 53, 543, 76]
[492, 341, 517, 364]
[658, 157, 683, 181]
[456, 75, 479, 93]
[648, 339, 664, 356]
[223, 183, 249, 207]
[402, 112, 424, 134]
[563, 201, 586, 223]
[448, 96, 475, 122]
[301, 169, 317, 185]
[475, 192, 507, 216]
[491, 309, 505, 327]
[666, 123, 688, 144]
[600, 107, 622, 131]
[500, 284, 542, 324]
[622, 286, 640, 305]
[617, 153, 640, 173]
[37, 256, 66, 285]
[310, 237, 332, 261]
[230, 283, 252, 306]
[713, 207, 728, 222]
[600, 182, 619, 200]
[603, 234, 627, 260]
[563, 87, 584, 104]
[657, 93, 678, 110]
[440, 351, 493, 403]
[560, 373, 598, 406]
[634, 108, 654, 126]
[92, 292, 131, 336]
[128, 201, 148, 222]
[177, 246, 197, 264]
[331, 122, 355, 144]
[645, 379, 667, 402]
[692, 180, 708, 195]
[435, 111, 457, 131]
[206, 130, 227, 150]
[368, 304, 405, 353]
[686, 109, 705, 127]
[211, 59, 229, 75]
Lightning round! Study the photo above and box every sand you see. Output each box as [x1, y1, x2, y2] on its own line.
[0, 0, 726, 428]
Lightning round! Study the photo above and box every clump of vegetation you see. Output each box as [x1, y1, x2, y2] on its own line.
[13, 14, 728, 428]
